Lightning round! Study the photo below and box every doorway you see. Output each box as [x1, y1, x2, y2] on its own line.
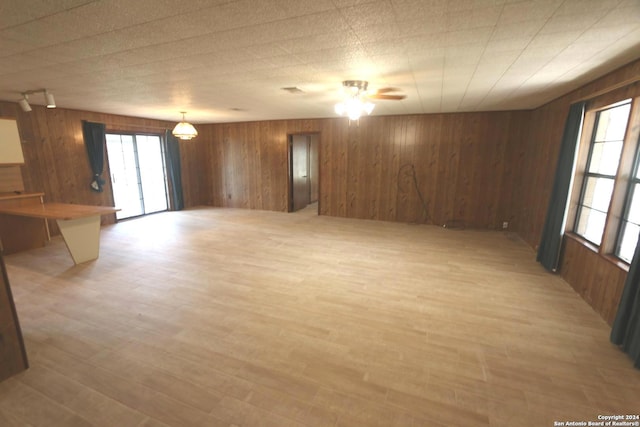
[289, 133, 319, 213]
[106, 133, 168, 220]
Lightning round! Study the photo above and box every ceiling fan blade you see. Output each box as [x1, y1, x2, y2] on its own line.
[373, 87, 401, 94]
[368, 94, 406, 100]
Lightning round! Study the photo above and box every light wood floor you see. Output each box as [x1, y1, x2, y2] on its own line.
[0, 207, 638, 426]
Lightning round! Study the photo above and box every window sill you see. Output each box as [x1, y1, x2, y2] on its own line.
[564, 232, 630, 273]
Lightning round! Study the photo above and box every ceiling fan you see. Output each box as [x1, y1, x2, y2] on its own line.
[335, 80, 406, 120]
[341, 80, 406, 101]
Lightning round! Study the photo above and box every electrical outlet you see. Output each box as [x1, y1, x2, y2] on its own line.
[502, 221, 508, 229]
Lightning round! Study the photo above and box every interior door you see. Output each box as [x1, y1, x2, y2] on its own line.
[291, 135, 310, 211]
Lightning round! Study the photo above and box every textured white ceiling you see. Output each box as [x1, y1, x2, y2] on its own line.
[0, 0, 639, 123]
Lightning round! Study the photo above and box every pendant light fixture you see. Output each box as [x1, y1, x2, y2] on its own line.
[172, 111, 198, 140]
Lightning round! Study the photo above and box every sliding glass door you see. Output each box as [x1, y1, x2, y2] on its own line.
[106, 133, 168, 220]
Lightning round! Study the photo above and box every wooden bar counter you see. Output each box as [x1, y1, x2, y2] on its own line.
[0, 202, 119, 221]
[0, 195, 119, 264]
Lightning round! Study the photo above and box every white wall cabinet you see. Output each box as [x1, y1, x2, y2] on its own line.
[0, 119, 24, 164]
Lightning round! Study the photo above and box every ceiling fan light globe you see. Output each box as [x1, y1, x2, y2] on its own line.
[364, 102, 375, 115]
[347, 108, 362, 121]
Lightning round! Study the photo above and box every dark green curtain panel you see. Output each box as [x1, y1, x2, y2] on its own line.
[164, 130, 184, 211]
[611, 234, 640, 368]
[536, 102, 586, 272]
[82, 120, 106, 192]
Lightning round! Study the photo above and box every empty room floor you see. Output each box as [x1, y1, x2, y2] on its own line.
[0, 207, 638, 426]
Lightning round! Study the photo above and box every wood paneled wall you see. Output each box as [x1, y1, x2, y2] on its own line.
[200, 119, 320, 211]
[513, 58, 640, 324]
[0, 166, 23, 192]
[200, 112, 529, 229]
[560, 236, 628, 325]
[0, 101, 209, 234]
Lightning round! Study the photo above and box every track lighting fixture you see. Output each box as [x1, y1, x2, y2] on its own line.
[18, 89, 56, 112]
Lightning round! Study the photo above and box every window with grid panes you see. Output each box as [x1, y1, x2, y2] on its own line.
[574, 101, 631, 246]
[616, 145, 640, 262]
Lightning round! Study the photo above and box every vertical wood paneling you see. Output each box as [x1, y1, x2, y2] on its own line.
[401, 120, 416, 222]
[365, 118, 380, 218]
[318, 120, 338, 216]
[359, 118, 374, 219]
[394, 121, 410, 222]
[209, 123, 227, 206]
[420, 114, 442, 224]
[259, 122, 272, 209]
[178, 125, 209, 208]
[201, 112, 524, 229]
[250, 124, 262, 209]
[277, 122, 289, 210]
[454, 115, 474, 225]
[499, 111, 529, 231]
[346, 122, 361, 218]
[474, 115, 491, 226]
[193, 124, 216, 206]
[333, 119, 349, 217]
[559, 237, 627, 325]
[0, 167, 23, 192]
[206, 120, 297, 212]
[377, 115, 398, 221]
[435, 116, 457, 225]
[244, 125, 252, 208]
[397, 116, 418, 223]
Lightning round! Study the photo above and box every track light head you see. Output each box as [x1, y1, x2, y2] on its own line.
[18, 94, 31, 112]
[45, 90, 56, 108]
